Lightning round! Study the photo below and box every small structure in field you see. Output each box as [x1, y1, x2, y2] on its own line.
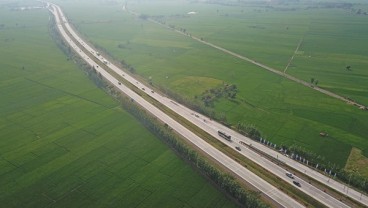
[319, 132, 328, 137]
[359, 106, 367, 110]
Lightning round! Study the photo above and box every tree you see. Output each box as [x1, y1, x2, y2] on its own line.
[311, 77, 315, 84]
[346, 65, 352, 71]
[315, 80, 319, 85]
[149, 76, 153, 85]
[237, 122, 242, 130]
[139, 14, 149, 20]
[219, 113, 227, 123]
[229, 84, 237, 91]
[129, 66, 135, 73]
[229, 92, 237, 99]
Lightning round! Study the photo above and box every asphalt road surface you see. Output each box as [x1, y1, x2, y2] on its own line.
[48, 3, 305, 208]
[48, 3, 367, 207]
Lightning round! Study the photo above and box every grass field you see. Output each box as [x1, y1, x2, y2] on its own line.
[0, 2, 237, 207]
[54, 0, 368, 170]
[129, 0, 368, 104]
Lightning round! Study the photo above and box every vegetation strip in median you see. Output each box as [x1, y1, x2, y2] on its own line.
[57, 17, 324, 208]
[56, 5, 368, 207]
[60, 16, 366, 207]
[61, 3, 368, 204]
[133, 12, 368, 195]
[51, 10, 269, 207]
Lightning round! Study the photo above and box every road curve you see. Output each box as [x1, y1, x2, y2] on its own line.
[47, 3, 305, 208]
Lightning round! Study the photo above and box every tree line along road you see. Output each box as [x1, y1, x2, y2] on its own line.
[48, 2, 367, 207]
[48, 3, 305, 207]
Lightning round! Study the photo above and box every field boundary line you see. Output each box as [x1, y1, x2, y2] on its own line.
[24, 78, 115, 109]
[284, 37, 303, 74]
[49, 4, 306, 207]
[50, 4, 367, 207]
[125, 10, 366, 110]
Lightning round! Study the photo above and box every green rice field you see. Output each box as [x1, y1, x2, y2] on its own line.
[55, 0, 368, 169]
[0, 2, 237, 207]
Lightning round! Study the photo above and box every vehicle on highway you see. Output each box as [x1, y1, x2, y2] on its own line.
[142, 88, 145, 91]
[51, 5, 362, 206]
[286, 172, 294, 179]
[118, 82, 121, 85]
[293, 181, 301, 187]
[218, 130, 231, 141]
[235, 146, 241, 151]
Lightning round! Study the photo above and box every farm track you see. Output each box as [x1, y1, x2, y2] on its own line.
[284, 38, 304, 74]
[125, 7, 368, 207]
[144, 15, 366, 110]
[48, 3, 306, 207]
[48, 3, 368, 207]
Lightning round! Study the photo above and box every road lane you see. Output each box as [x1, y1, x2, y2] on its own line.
[48, 3, 368, 207]
[48, 4, 305, 208]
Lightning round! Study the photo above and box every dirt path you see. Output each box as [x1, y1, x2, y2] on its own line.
[284, 37, 303, 74]
[127, 10, 366, 110]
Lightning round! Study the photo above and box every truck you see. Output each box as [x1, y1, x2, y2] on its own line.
[218, 130, 231, 141]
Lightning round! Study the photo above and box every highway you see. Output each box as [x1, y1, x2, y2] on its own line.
[128, 10, 368, 208]
[48, 3, 304, 208]
[48, 2, 367, 207]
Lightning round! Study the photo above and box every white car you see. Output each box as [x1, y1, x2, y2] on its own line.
[286, 172, 294, 179]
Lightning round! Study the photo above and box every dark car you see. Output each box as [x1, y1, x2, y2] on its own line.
[235, 146, 241, 151]
[293, 181, 301, 187]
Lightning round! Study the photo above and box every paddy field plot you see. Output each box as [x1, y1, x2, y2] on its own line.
[128, 0, 368, 105]
[0, 2, 236, 207]
[56, 0, 368, 169]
